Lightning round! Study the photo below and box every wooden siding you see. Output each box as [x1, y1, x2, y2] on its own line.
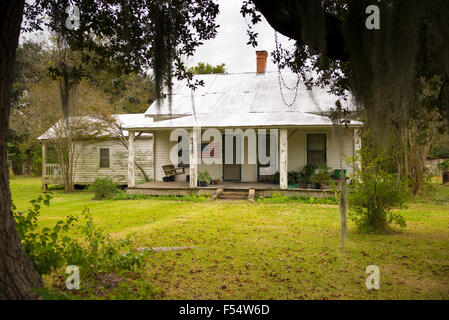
[71, 137, 153, 185]
[287, 127, 355, 173]
[153, 127, 355, 182]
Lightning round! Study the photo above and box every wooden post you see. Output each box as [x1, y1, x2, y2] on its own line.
[354, 128, 362, 173]
[280, 128, 288, 190]
[189, 128, 198, 188]
[41, 142, 47, 191]
[128, 131, 135, 188]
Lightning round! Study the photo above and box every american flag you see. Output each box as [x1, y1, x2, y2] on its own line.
[198, 143, 221, 158]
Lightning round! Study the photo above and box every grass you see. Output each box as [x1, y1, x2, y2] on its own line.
[10, 176, 449, 300]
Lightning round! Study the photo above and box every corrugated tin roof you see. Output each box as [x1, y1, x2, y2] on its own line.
[144, 71, 356, 117]
[38, 114, 152, 140]
[124, 112, 362, 130]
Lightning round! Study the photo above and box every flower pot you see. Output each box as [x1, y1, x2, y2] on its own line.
[213, 180, 219, 185]
[198, 180, 207, 187]
[162, 176, 170, 182]
[169, 175, 175, 182]
[314, 183, 321, 189]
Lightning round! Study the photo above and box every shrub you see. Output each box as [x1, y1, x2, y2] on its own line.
[299, 165, 315, 184]
[348, 153, 409, 233]
[437, 159, 449, 172]
[311, 163, 332, 185]
[88, 177, 119, 200]
[288, 171, 300, 185]
[13, 193, 78, 275]
[14, 194, 149, 277]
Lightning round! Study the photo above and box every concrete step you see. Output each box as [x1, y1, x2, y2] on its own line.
[218, 189, 249, 201]
[221, 191, 248, 197]
[218, 195, 248, 200]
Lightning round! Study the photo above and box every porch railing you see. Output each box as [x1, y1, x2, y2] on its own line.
[45, 164, 62, 177]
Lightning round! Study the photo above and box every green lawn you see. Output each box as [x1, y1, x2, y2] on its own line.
[10, 177, 449, 299]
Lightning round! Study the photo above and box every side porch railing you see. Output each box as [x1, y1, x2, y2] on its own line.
[44, 164, 62, 178]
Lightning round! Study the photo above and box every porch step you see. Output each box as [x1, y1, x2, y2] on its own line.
[218, 189, 249, 201]
[219, 195, 248, 200]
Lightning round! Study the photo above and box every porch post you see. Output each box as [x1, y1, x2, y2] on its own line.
[354, 128, 362, 172]
[279, 128, 288, 190]
[41, 142, 47, 191]
[189, 128, 198, 188]
[128, 131, 135, 187]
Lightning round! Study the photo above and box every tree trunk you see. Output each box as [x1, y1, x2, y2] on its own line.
[0, 0, 44, 299]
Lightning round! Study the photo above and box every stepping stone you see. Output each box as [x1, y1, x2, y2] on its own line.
[137, 246, 192, 252]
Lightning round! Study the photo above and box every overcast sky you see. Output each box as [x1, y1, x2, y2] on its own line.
[20, 0, 293, 74]
[189, 0, 292, 73]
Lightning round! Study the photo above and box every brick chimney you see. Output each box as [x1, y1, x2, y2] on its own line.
[256, 50, 268, 74]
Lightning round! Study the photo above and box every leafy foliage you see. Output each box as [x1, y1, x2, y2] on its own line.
[298, 165, 315, 184]
[13, 194, 149, 277]
[198, 171, 211, 183]
[188, 62, 226, 74]
[348, 152, 409, 233]
[437, 159, 449, 172]
[88, 177, 119, 200]
[310, 163, 332, 185]
[430, 139, 449, 159]
[25, 0, 220, 106]
[13, 193, 76, 275]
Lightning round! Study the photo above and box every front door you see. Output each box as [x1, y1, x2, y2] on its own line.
[222, 134, 241, 181]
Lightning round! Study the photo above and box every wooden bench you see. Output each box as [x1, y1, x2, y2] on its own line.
[162, 165, 185, 177]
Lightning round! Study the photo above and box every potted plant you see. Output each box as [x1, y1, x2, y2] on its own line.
[437, 159, 449, 184]
[288, 171, 300, 187]
[310, 163, 332, 189]
[197, 171, 211, 187]
[273, 172, 280, 184]
[299, 165, 315, 188]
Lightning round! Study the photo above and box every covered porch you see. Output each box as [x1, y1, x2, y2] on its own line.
[127, 180, 334, 198]
[124, 122, 361, 197]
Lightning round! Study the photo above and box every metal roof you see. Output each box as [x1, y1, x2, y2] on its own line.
[38, 114, 152, 140]
[124, 112, 362, 130]
[144, 71, 357, 117]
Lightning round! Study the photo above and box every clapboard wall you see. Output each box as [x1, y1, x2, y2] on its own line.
[72, 137, 153, 185]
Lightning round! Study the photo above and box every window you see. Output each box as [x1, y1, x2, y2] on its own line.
[99, 148, 110, 168]
[307, 134, 326, 168]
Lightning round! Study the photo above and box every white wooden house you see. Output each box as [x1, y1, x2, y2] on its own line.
[40, 51, 361, 197]
[122, 51, 362, 196]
